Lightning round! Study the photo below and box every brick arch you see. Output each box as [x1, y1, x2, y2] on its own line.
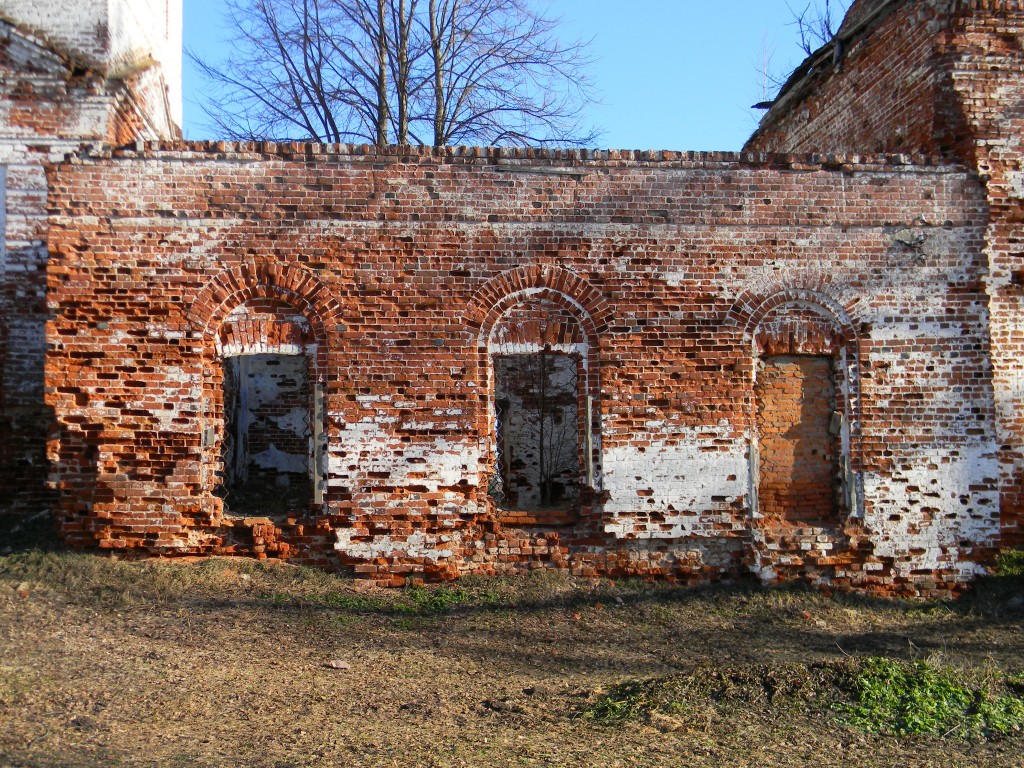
[192, 262, 339, 517]
[727, 275, 860, 343]
[464, 264, 612, 336]
[188, 260, 342, 375]
[730, 281, 862, 423]
[470, 287, 603, 424]
[468, 267, 608, 503]
[480, 288, 600, 357]
[217, 298, 314, 358]
[489, 299, 587, 352]
[731, 279, 864, 524]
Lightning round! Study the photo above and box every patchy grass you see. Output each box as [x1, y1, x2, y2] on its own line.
[581, 662, 847, 726]
[583, 659, 1024, 742]
[1, 549, 1022, 767]
[837, 657, 1024, 739]
[995, 549, 1024, 577]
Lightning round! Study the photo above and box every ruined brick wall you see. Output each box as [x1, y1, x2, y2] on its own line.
[0, 0, 183, 131]
[0, 24, 111, 520]
[945, 5, 1024, 548]
[43, 143, 998, 594]
[744, 0, 1024, 548]
[0, 12, 180, 522]
[745, 0, 947, 156]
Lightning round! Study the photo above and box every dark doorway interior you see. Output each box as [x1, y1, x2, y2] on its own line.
[220, 354, 313, 518]
[493, 351, 581, 510]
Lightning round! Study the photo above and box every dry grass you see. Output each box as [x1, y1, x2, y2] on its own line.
[0, 547, 1022, 767]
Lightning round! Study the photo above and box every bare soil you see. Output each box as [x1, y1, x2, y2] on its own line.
[0, 546, 1021, 768]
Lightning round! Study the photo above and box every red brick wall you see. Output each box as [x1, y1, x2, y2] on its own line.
[746, 1, 945, 155]
[744, 1, 1024, 549]
[42, 143, 999, 593]
[0, 21, 177, 523]
[947, 7, 1024, 548]
[0, 30, 102, 522]
[756, 356, 838, 524]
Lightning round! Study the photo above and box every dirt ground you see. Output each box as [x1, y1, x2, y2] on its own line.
[0, 547, 1021, 768]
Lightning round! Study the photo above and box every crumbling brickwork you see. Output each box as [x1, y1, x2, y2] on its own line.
[948, 6, 1024, 550]
[1, 0, 1019, 593]
[745, 0, 1024, 548]
[0, 3, 179, 522]
[41, 143, 998, 593]
[747, 1, 944, 155]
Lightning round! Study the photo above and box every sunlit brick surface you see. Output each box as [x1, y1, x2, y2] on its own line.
[756, 356, 838, 524]
[747, 0, 1024, 549]
[38, 143, 999, 593]
[3, 0, 1021, 593]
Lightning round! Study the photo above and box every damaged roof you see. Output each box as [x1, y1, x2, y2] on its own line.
[749, 0, 907, 131]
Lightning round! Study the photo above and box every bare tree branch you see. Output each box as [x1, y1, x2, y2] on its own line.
[189, 0, 599, 146]
[753, 1, 852, 107]
[787, 0, 844, 56]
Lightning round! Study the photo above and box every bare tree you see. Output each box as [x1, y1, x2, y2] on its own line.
[787, 0, 847, 55]
[189, 0, 357, 142]
[754, 0, 851, 104]
[420, 0, 596, 146]
[189, 0, 598, 146]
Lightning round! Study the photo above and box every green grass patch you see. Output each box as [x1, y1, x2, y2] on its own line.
[582, 678, 677, 724]
[310, 583, 490, 614]
[995, 549, 1024, 577]
[836, 657, 1024, 739]
[582, 659, 1024, 741]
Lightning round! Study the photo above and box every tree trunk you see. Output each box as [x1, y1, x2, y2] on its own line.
[393, 0, 411, 144]
[374, 0, 390, 144]
[428, 0, 446, 146]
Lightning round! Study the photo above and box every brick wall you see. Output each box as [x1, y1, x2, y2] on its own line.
[42, 143, 998, 593]
[0, 0, 182, 130]
[744, 0, 1024, 549]
[755, 355, 839, 524]
[0, 25, 105, 521]
[746, 0, 945, 155]
[946, 6, 1024, 549]
[0, 16, 179, 523]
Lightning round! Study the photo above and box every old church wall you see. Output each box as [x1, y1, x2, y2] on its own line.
[0, 0, 1015, 592]
[0, 4, 179, 523]
[1, 24, 113, 521]
[746, 0, 946, 155]
[946, 6, 1024, 549]
[745, 0, 1024, 548]
[43, 143, 998, 593]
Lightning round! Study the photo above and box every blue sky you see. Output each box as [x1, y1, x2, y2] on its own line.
[182, 1, 848, 151]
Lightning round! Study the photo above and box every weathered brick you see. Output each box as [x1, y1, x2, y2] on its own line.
[36, 143, 997, 592]
[1, 0, 1019, 594]
[747, 0, 1024, 554]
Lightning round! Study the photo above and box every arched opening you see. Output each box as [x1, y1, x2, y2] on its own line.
[212, 298, 326, 518]
[484, 291, 599, 525]
[750, 299, 860, 525]
[494, 349, 582, 509]
[220, 352, 313, 517]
